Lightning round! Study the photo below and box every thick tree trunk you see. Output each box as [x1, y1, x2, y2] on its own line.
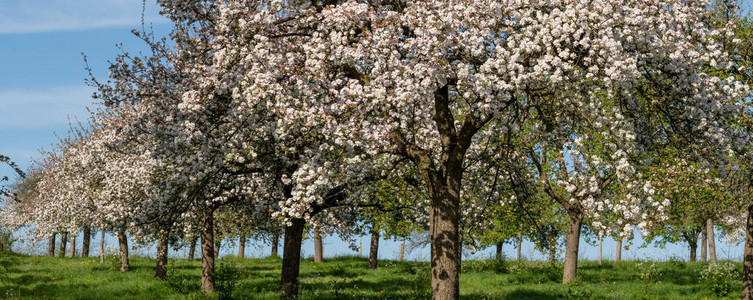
[495, 242, 503, 260]
[200, 213, 215, 293]
[59, 232, 68, 257]
[314, 229, 323, 263]
[517, 225, 523, 261]
[701, 223, 708, 262]
[68, 233, 76, 257]
[214, 238, 221, 259]
[742, 204, 753, 299]
[82, 226, 91, 258]
[188, 236, 197, 261]
[428, 184, 461, 300]
[238, 233, 246, 259]
[271, 232, 279, 257]
[281, 218, 305, 299]
[398, 238, 405, 261]
[616, 238, 622, 262]
[598, 234, 602, 265]
[99, 230, 105, 263]
[116, 230, 130, 272]
[369, 229, 379, 269]
[155, 230, 169, 280]
[562, 213, 583, 284]
[47, 233, 56, 257]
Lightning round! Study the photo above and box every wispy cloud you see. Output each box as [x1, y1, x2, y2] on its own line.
[0, 0, 169, 35]
[0, 86, 98, 129]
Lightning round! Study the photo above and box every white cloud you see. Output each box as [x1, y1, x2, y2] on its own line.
[0, 0, 169, 34]
[0, 86, 97, 129]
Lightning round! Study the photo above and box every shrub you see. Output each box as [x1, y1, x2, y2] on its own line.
[216, 260, 240, 300]
[700, 262, 737, 297]
[0, 228, 14, 253]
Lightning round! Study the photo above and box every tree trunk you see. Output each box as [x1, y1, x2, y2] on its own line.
[549, 241, 556, 262]
[398, 238, 405, 261]
[742, 203, 753, 299]
[272, 232, 279, 257]
[238, 233, 246, 259]
[598, 234, 602, 265]
[428, 184, 461, 300]
[99, 230, 105, 263]
[68, 233, 76, 257]
[616, 237, 622, 262]
[701, 223, 708, 262]
[314, 229, 323, 263]
[214, 238, 221, 259]
[155, 229, 169, 280]
[369, 229, 379, 269]
[188, 236, 197, 261]
[116, 230, 130, 272]
[47, 233, 56, 257]
[688, 235, 698, 262]
[707, 219, 717, 265]
[495, 242, 503, 260]
[281, 218, 305, 299]
[82, 226, 91, 258]
[562, 213, 583, 284]
[59, 232, 68, 257]
[517, 225, 523, 261]
[200, 213, 215, 293]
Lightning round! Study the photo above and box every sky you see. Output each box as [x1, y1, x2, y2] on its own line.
[0, 0, 749, 262]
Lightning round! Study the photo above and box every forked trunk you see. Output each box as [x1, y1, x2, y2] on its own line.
[616, 238, 622, 262]
[517, 225, 523, 261]
[495, 242, 503, 260]
[707, 219, 717, 265]
[155, 229, 169, 280]
[281, 218, 305, 299]
[687, 235, 698, 262]
[99, 230, 105, 263]
[116, 230, 130, 272]
[369, 229, 379, 269]
[271, 232, 279, 257]
[82, 226, 91, 257]
[701, 223, 708, 262]
[238, 233, 246, 259]
[68, 233, 76, 257]
[314, 229, 323, 263]
[398, 238, 405, 261]
[59, 232, 68, 257]
[47, 233, 56, 257]
[188, 236, 197, 261]
[562, 212, 583, 284]
[200, 213, 215, 293]
[742, 204, 753, 299]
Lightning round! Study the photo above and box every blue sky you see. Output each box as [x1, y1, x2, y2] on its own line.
[0, 0, 748, 262]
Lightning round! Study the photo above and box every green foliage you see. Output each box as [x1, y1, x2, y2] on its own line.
[215, 259, 239, 300]
[462, 258, 508, 274]
[700, 262, 739, 297]
[0, 229, 13, 253]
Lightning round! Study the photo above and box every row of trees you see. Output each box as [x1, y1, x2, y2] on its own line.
[4, 0, 753, 299]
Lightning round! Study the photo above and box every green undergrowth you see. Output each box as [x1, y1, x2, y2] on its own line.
[0, 252, 742, 299]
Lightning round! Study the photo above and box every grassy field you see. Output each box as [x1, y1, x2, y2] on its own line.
[0, 252, 741, 299]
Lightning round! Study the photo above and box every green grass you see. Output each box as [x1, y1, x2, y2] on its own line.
[0, 252, 741, 299]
